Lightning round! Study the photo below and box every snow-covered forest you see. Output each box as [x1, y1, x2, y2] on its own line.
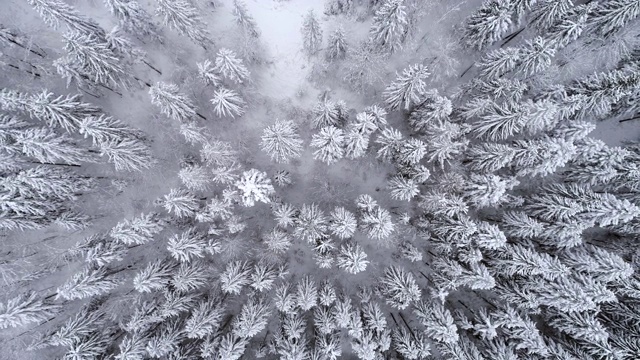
[1, 0, 640, 359]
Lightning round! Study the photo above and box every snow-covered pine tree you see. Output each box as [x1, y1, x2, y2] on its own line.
[214, 48, 250, 84]
[337, 242, 369, 274]
[546, 3, 594, 48]
[79, 114, 142, 146]
[396, 138, 427, 165]
[408, 90, 452, 132]
[328, 206, 357, 239]
[463, 0, 513, 50]
[369, 0, 408, 53]
[296, 275, 318, 311]
[104, 0, 161, 40]
[388, 175, 420, 201]
[264, 228, 292, 253]
[235, 168, 275, 206]
[167, 227, 208, 262]
[11, 127, 92, 165]
[25, 90, 101, 132]
[590, 0, 640, 37]
[393, 326, 431, 359]
[273, 202, 299, 228]
[184, 298, 225, 339]
[215, 333, 248, 360]
[179, 164, 210, 191]
[149, 82, 197, 122]
[301, 10, 323, 55]
[530, 0, 573, 31]
[312, 98, 347, 128]
[232, 296, 271, 338]
[327, 27, 348, 60]
[133, 259, 174, 293]
[196, 59, 221, 87]
[200, 139, 238, 167]
[161, 188, 199, 218]
[110, 212, 164, 245]
[413, 299, 459, 344]
[560, 245, 634, 283]
[517, 36, 556, 77]
[61, 31, 129, 88]
[100, 138, 153, 172]
[380, 266, 420, 309]
[383, 64, 431, 111]
[294, 203, 328, 243]
[478, 47, 522, 79]
[311, 126, 345, 164]
[155, 0, 211, 48]
[220, 260, 252, 294]
[28, 0, 103, 35]
[261, 119, 304, 163]
[210, 87, 246, 118]
[145, 319, 183, 357]
[233, 0, 260, 38]
[343, 126, 370, 160]
[250, 262, 278, 291]
[56, 266, 119, 300]
[0, 292, 59, 329]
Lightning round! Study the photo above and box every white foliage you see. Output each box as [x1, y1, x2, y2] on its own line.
[235, 168, 275, 207]
[210, 87, 246, 118]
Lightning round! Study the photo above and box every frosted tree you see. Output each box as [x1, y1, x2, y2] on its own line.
[179, 164, 210, 191]
[167, 227, 208, 262]
[184, 299, 225, 339]
[25, 90, 101, 132]
[232, 296, 271, 338]
[591, 0, 640, 37]
[79, 115, 141, 146]
[56, 266, 119, 300]
[546, 4, 594, 48]
[344, 41, 387, 92]
[220, 261, 252, 294]
[0, 292, 59, 329]
[329, 207, 357, 239]
[388, 175, 420, 201]
[216, 333, 248, 360]
[312, 98, 347, 128]
[369, 0, 408, 53]
[180, 121, 209, 144]
[463, 0, 513, 50]
[250, 263, 278, 291]
[383, 64, 431, 111]
[337, 243, 369, 274]
[233, 0, 260, 38]
[549, 311, 609, 343]
[133, 259, 174, 293]
[530, 0, 573, 30]
[172, 262, 209, 293]
[413, 300, 459, 344]
[149, 82, 196, 122]
[311, 126, 345, 164]
[196, 59, 221, 87]
[11, 127, 91, 165]
[274, 170, 292, 187]
[155, 0, 211, 48]
[273, 202, 299, 228]
[261, 120, 304, 163]
[235, 168, 275, 206]
[296, 276, 318, 311]
[210, 87, 246, 118]
[28, 0, 103, 35]
[61, 31, 129, 88]
[301, 10, 323, 55]
[517, 37, 556, 77]
[294, 203, 328, 242]
[408, 91, 452, 132]
[161, 188, 199, 218]
[380, 266, 420, 310]
[327, 27, 348, 60]
[463, 173, 518, 208]
[393, 327, 431, 359]
[214, 48, 250, 84]
[110, 212, 164, 245]
[560, 245, 633, 283]
[375, 126, 403, 161]
[264, 228, 292, 253]
[104, 0, 161, 40]
[145, 320, 182, 357]
[100, 138, 153, 172]
[360, 205, 395, 242]
[200, 140, 237, 167]
[396, 138, 427, 165]
[343, 127, 370, 160]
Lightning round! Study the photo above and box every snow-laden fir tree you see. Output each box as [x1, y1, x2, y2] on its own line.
[273, 202, 299, 228]
[78, 114, 142, 146]
[314, 306, 337, 335]
[343, 127, 370, 160]
[462, 0, 513, 50]
[220, 260, 252, 295]
[180, 121, 210, 145]
[264, 228, 292, 253]
[369, 0, 408, 53]
[161, 188, 199, 218]
[184, 298, 225, 339]
[408, 90, 452, 132]
[235, 168, 275, 206]
[232, 296, 271, 338]
[200, 139, 238, 167]
[251, 263, 278, 291]
[301, 10, 323, 55]
[100, 138, 153, 172]
[210, 87, 246, 118]
[104, 0, 161, 40]
[233, 0, 260, 38]
[337, 242, 369, 274]
[274, 170, 293, 187]
[517, 36, 556, 77]
[312, 126, 345, 164]
[384, 64, 431, 111]
[145, 319, 182, 357]
[296, 275, 318, 311]
[329, 206, 357, 239]
[24, 90, 101, 132]
[388, 175, 420, 201]
[56, 266, 119, 300]
[327, 27, 348, 60]
[179, 164, 210, 191]
[28, 0, 103, 35]
[167, 227, 208, 262]
[360, 205, 395, 243]
[591, 0, 640, 37]
[11, 127, 91, 165]
[215, 48, 250, 84]
[393, 326, 431, 359]
[110, 212, 164, 245]
[215, 333, 248, 360]
[413, 299, 459, 344]
[261, 119, 304, 163]
[196, 59, 221, 87]
[530, 0, 573, 31]
[312, 98, 348, 128]
[380, 266, 420, 310]
[546, 4, 594, 49]
[149, 82, 197, 122]
[133, 259, 174, 293]
[0, 292, 59, 329]
[172, 262, 209, 294]
[295, 203, 328, 243]
[423, 118, 468, 168]
[155, 0, 211, 48]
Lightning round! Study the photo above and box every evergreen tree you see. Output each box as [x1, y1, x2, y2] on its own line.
[380, 266, 420, 310]
[11, 127, 91, 165]
[167, 227, 208, 262]
[215, 48, 250, 84]
[408, 91, 452, 131]
[296, 275, 318, 311]
[200, 140, 238, 167]
[294, 203, 328, 243]
[311, 126, 345, 165]
[104, 0, 161, 40]
[155, 0, 211, 48]
[547, 4, 594, 48]
[184, 299, 225, 338]
[149, 82, 197, 122]
[301, 10, 323, 55]
[251, 263, 278, 291]
[133, 259, 174, 293]
[463, 0, 513, 50]
[360, 205, 395, 242]
[413, 300, 459, 344]
[56, 266, 119, 300]
[383, 64, 431, 111]
[210, 87, 246, 118]
[396, 138, 427, 165]
[388, 175, 420, 201]
[393, 327, 431, 359]
[478, 47, 522, 79]
[560, 245, 633, 283]
[233, 296, 271, 338]
[26, 90, 101, 132]
[220, 261, 252, 295]
[328, 206, 357, 239]
[178, 164, 210, 191]
[518, 36, 556, 77]
[0, 292, 59, 329]
[28, 0, 103, 34]
[337, 242, 369, 274]
[196, 59, 221, 87]
[311, 98, 347, 128]
[369, 0, 408, 53]
[235, 168, 275, 206]
[79, 115, 141, 146]
[530, 0, 573, 31]
[327, 27, 348, 60]
[233, 0, 260, 38]
[591, 0, 640, 37]
[375, 126, 404, 161]
[161, 188, 199, 218]
[100, 138, 153, 172]
[110, 212, 164, 245]
[261, 119, 304, 163]
[550, 310, 609, 343]
[343, 126, 370, 160]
